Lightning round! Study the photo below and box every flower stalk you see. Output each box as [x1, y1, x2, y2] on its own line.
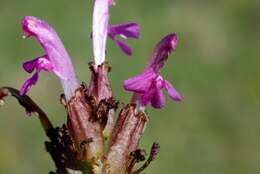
[0, 87, 53, 132]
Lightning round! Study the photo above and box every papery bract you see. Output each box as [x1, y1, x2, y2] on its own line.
[104, 104, 148, 174]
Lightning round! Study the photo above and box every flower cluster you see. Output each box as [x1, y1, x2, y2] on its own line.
[0, 0, 183, 174]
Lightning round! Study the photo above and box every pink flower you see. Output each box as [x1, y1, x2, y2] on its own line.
[124, 33, 183, 108]
[92, 0, 140, 65]
[20, 16, 79, 99]
[108, 23, 140, 55]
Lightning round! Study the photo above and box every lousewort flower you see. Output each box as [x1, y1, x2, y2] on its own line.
[124, 33, 183, 108]
[92, 0, 140, 65]
[20, 16, 79, 100]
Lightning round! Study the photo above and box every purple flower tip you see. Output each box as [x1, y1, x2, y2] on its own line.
[22, 16, 48, 38]
[108, 23, 140, 56]
[20, 55, 52, 95]
[20, 16, 78, 99]
[147, 33, 178, 72]
[123, 33, 183, 109]
[20, 71, 39, 96]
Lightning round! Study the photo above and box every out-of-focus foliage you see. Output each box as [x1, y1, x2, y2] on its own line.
[0, 0, 260, 173]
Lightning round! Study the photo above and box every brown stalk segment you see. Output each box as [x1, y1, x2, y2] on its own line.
[46, 124, 84, 174]
[88, 62, 117, 139]
[0, 86, 53, 133]
[127, 149, 147, 173]
[67, 87, 104, 164]
[103, 104, 149, 174]
[88, 62, 112, 102]
[132, 142, 160, 174]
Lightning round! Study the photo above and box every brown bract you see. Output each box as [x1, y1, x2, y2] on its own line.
[103, 104, 149, 174]
[88, 62, 118, 139]
[88, 62, 112, 102]
[67, 86, 104, 164]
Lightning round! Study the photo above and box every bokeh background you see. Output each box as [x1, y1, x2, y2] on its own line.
[0, 0, 260, 173]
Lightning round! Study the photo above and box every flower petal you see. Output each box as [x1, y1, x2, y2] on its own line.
[108, 23, 140, 39]
[23, 55, 53, 73]
[20, 72, 39, 96]
[123, 70, 157, 93]
[23, 58, 38, 73]
[92, 0, 111, 65]
[140, 88, 153, 106]
[22, 16, 77, 81]
[108, 23, 140, 55]
[146, 33, 178, 72]
[114, 39, 132, 55]
[150, 89, 165, 108]
[36, 56, 53, 71]
[140, 75, 165, 108]
[163, 80, 183, 102]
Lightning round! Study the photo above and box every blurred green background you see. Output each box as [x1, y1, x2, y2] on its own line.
[0, 0, 260, 173]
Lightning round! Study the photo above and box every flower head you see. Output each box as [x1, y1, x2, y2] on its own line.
[20, 16, 79, 99]
[92, 0, 140, 65]
[124, 33, 183, 108]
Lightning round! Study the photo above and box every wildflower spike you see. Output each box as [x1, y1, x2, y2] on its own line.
[21, 16, 79, 100]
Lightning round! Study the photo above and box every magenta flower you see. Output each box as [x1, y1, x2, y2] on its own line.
[20, 16, 79, 99]
[124, 33, 183, 108]
[92, 0, 140, 65]
[108, 23, 140, 55]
